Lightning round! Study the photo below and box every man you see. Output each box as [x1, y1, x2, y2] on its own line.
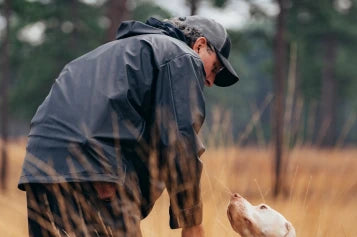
[18, 16, 239, 236]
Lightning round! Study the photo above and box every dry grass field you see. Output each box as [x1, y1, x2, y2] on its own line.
[1, 140, 357, 236]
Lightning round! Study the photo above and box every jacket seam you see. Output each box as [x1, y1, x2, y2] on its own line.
[158, 53, 201, 68]
[166, 62, 179, 128]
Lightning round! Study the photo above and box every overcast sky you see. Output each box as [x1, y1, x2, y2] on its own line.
[152, 0, 279, 29]
[153, 0, 249, 29]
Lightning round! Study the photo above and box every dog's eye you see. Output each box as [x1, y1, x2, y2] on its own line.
[260, 205, 267, 210]
[244, 217, 252, 225]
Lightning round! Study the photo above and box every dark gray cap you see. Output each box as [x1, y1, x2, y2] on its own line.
[175, 16, 239, 87]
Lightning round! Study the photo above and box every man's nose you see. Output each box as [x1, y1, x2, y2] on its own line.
[205, 76, 215, 87]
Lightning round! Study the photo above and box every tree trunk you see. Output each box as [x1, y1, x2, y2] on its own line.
[318, 36, 337, 147]
[187, 0, 200, 15]
[105, 0, 130, 42]
[0, 0, 11, 191]
[69, 0, 79, 52]
[273, 0, 287, 197]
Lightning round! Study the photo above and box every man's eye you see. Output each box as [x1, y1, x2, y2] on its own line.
[213, 65, 223, 74]
[244, 217, 252, 225]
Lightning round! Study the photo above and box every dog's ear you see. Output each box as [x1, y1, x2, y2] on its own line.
[284, 222, 296, 237]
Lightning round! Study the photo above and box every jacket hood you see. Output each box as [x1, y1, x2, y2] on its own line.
[116, 18, 187, 44]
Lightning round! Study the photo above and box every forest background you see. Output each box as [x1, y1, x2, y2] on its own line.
[1, 0, 357, 147]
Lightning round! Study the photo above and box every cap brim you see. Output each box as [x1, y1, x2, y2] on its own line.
[214, 51, 239, 87]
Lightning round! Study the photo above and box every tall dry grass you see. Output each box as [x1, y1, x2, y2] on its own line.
[1, 140, 356, 236]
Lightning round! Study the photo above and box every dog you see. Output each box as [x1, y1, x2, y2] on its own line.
[227, 193, 296, 237]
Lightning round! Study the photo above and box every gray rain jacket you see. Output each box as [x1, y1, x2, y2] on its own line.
[19, 19, 206, 228]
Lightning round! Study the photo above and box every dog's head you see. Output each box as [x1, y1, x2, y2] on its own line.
[227, 193, 296, 237]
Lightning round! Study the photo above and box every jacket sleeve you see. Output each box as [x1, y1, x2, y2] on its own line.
[154, 53, 206, 229]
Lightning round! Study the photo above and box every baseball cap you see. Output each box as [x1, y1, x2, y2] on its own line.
[174, 16, 239, 87]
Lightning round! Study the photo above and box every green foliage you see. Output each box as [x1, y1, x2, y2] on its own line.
[210, 0, 227, 8]
[287, 0, 357, 143]
[132, 1, 171, 22]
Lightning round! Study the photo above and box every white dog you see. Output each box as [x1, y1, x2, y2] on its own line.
[227, 193, 296, 237]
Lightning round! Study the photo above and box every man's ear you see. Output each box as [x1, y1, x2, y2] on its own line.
[192, 37, 208, 54]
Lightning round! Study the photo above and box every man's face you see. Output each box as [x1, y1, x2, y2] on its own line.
[192, 37, 223, 87]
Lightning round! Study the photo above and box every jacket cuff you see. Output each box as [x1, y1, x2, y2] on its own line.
[169, 201, 203, 229]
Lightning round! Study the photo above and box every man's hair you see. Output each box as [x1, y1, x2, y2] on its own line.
[164, 18, 214, 51]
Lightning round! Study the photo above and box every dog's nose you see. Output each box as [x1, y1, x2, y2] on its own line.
[231, 193, 242, 200]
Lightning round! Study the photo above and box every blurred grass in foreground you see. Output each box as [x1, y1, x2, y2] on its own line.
[0, 140, 356, 236]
